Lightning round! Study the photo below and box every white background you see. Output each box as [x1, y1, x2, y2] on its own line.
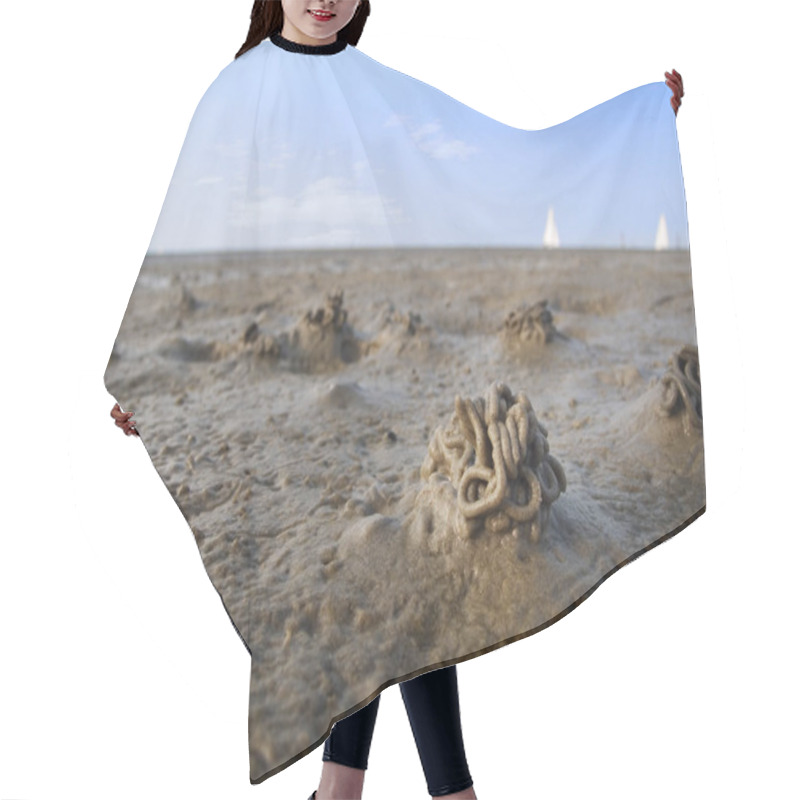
[1, 1, 797, 798]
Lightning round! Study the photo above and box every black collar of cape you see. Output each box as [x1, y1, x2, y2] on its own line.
[269, 32, 348, 55]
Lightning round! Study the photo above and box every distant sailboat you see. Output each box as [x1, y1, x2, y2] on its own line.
[543, 206, 560, 249]
[654, 213, 669, 250]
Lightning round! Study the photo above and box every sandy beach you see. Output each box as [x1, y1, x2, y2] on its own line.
[104, 246, 704, 779]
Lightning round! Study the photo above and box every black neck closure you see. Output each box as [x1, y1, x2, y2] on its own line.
[270, 32, 348, 55]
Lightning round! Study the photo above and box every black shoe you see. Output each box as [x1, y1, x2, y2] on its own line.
[307, 792, 317, 800]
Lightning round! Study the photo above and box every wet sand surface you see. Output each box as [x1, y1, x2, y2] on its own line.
[105, 247, 704, 779]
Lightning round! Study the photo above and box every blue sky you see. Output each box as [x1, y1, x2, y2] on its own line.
[148, 41, 688, 253]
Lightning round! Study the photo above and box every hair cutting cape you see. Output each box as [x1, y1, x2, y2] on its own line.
[105, 33, 704, 783]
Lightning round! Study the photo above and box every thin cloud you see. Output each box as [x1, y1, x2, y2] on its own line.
[384, 115, 478, 160]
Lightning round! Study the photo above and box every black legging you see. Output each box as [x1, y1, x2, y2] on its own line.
[322, 665, 473, 797]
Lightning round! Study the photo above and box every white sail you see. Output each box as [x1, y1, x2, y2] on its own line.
[654, 213, 669, 250]
[543, 206, 560, 248]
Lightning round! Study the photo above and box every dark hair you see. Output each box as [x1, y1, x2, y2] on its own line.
[236, 1, 371, 59]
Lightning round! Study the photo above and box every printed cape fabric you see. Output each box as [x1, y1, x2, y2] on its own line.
[105, 34, 705, 783]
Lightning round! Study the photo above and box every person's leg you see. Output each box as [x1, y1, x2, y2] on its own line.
[315, 694, 381, 800]
[400, 665, 476, 798]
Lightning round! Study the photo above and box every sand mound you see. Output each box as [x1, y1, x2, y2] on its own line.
[419, 381, 567, 543]
[501, 300, 562, 348]
[315, 380, 372, 410]
[656, 344, 702, 435]
[289, 290, 359, 370]
[363, 303, 432, 358]
[239, 290, 361, 372]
